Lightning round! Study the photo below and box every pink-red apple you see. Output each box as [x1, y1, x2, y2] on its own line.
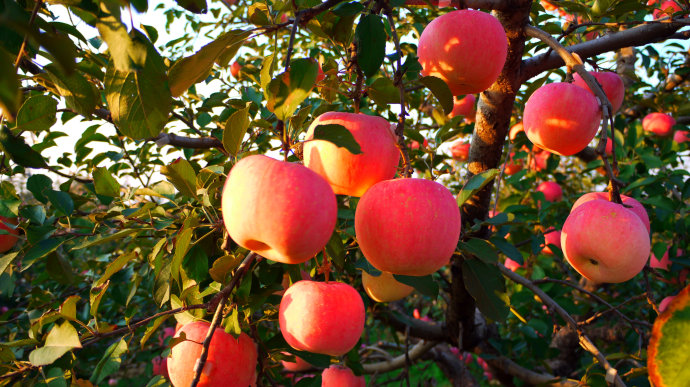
[650, 248, 681, 271]
[0, 216, 18, 253]
[504, 258, 523, 272]
[450, 141, 470, 162]
[418, 10, 507, 95]
[152, 356, 169, 379]
[222, 155, 337, 264]
[167, 321, 257, 387]
[448, 95, 476, 122]
[322, 365, 366, 387]
[528, 146, 551, 171]
[659, 295, 676, 313]
[279, 280, 364, 356]
[523, 82, 601, 156]
[304, 112, 399, 197]
[362, 271, 414, 302]
[410, 138, 428, 150]
[572, 71, 625, 113]
[561, 199, 651, 283]
[280, 353, 312, 372]
[504, 152, 523, 175]
[542, 229, 562, 255]
[674, 130, 690, 143]
[355, 178, 461, 276]
[571, 192, 650, 232]
[541, 0, 558, 11]
[536, 181, 563, 202]
[230, 62, 241, 78]
[653, 1, 682, 18]
[642, 112, 675, 136]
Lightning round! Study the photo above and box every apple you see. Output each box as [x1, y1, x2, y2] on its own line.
[448, 95, 476, 122]
[410, 138, 428, 150]
[418, 10, 507, 95]
[536, 181, 563, 202]
[571, 192, 650, 232]
[0, 216, 18, 253]
[604, 138, 614, 155]
[355, 178, 461, 276]
[541, 0, 558, 11]
[673, 130, 690, 143]
[222, 155, 337, 264]
[152, 356, 169, 379]
[158, 327, 176, 346]
[650, 248, 681, 270]
[280, 13, 289, 23]
[322, 365, 365, 387]
[528, 146, 551, 171]
[541, 229, 562, 255]
[642, 112, 675, 136]
[361, 271, 414, 302]
[653, 0, 682, 18]
[523, 82, 601, 156]
[280, 352, 312, 372]
[230, 62, 241, 78]
[504, 258, 523, 272]
[572, 71, 625, 114]
[659, 295, 676, 313]
[450, 141, 470, 161]
[167, 321, 257, 387]
[509, 122, 524, 141]
[561, 199, 651, 283]
[279, 280, 365, 356]
[504, 152, 523, 175]
[303, 112, 400, 197]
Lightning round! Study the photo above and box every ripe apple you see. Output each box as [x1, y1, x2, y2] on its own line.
[322, 365, 366, 387]
[448, 95, 476, 122]
[152, 356, 169, 379]
[504, 258, 523, 272]
[230, 62, 241, 78]
[541, 229, 562, 255]
[418, 10, 507, 95]
[541, 0, 558, 11]
[509, 122, 524, 141]
[355, 178, 461, 276]
[167, 321, 257, 387]
[536, 181, 563, 202]
[653, 0, 682, 18]
[280, 352, 312, 372]
[642, 112, 675, 136]
[222, 155, 337, 264]
[361, 271, 414, 302]
[450, 141, 470, 161]
[523, 82, 601, 156]
[303, 112, 399, 197]
[673, 130, 690, 143]
[561, 199, 651, 283]
[0, 216, 19, 253]
[504, 152, 523, 175]
[650, 248, 681, 271]
[279, 280, 365, 356]
[528, 146, 551, 171]
[571, 192, 650, 232]
[410, 138, 428, 150]
[572, 71, 625, 113]
[659, 295, 676, 313]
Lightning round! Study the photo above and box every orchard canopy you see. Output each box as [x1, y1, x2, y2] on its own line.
[1, 0, 689, 385]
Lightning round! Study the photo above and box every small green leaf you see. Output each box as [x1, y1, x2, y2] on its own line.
[160, 158, 197, 198]
[490, 237, 524, 265]
[419, 76, 454, 115]
[310, 124, 362, 155]
[45, 190, 74, 216]
[70, 229, 139, 251]
[22, 239, 65, 271]
[94, 252, 136, 288]
[393, 274, 439, 298]
[15, 95, 58, 132]
[93, 167, 121, 197]
[90, 280, 110, 318]
[59, 295, 80, 321]
[0, 252, 18, 275]
[0, 47, 20, 120]
[29, 321, 82, 366]
[459, 238, 499, 264]
[223, 103, 251, 156]
[0, 126, 47, 168]
[45, 64, 98, 116]
[354, 14, 386, 77]
[171, 228, 193, 283]
[462, 259, 509, 322]
[368, 77, 399, 106]
[267, 58, 318, 121]
[26, 174, 53, 203]
[457, 169, 500, 205]
[91, 338, 128, 384]
[175, 0, 206, 13]
[325, 232, 346, 269]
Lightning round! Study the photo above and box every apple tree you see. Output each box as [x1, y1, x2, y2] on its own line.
[0, 0, 689, 385]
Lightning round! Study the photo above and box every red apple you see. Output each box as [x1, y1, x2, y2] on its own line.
[0, 216, 18, 253]
[653, 0, 682, 18]
[279, 280, 365, 356]
[280, 352, 312, 372]
[673, 130, 690, 143]
[659, 295, 676, 313]
[410, 138, 428, 150]
[604, 138, 613, 155]
[355, 178, 461, 276]
[152, 356, 169, 379]
[528, 146, 551, 171]
[541, 0, 558, 11]
[322, 365, 366, 387]
[504, 258, 523, 272]
[222, 155, 337, 264]
[536, 181, 563, 202]
[167, 321, 257, 387]
[571, 192, 650, 232]
[523, 82, 601, 156]
[542, 229, 562, 255]
[230, 62, 241, 78]
[572, 71, 625, 113]
[509, 122, 524, 141]
[316, 61, 325, 83]
[418, 10, 507, 95]
[504, 152, 523, 175]
[362, 271, 414, 302]
[303, 112, 400, 197]
[450, 141, 470, 161]
[448, 95, 476, 122]
[642, 112, 675, 136]
[650, 248, 681, 271]
[561, 199, 651, 283]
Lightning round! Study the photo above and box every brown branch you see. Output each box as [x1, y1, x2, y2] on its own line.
[485, 355, 580, 386]
[374, 305, 446, 341]
[361, 340, 437, 374]
[149, 132, 226, 152]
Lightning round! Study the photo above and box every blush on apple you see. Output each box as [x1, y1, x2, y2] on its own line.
[650, 248, 682, 270]
[652, 0, 682, 18]
[572, 71, 625, 113]
[0, 216, 19, 253]
[450, 141, 470, 162]
[542, 229, 562, 255]
[230, 62, 241, 78]
[673, 130, 690, 143]
[222, 155, 337, 264]
[362, 271, 414, 302]
[418, 10, 507, 95]
[504, 152, 523, 175]
[279, 280, 364, 356]
[659, 295, 677, 313]
[304, 112, 400, 197]
[322, 365, 366, 387]
[523, 82, 601, 156]
[536, 181, 563, 202]
[448, 95, 476, 122]
[355, 178, 461, 276]
[410, 138, 428, 150]
[280, 352, 312, 372]
[571, 192, 650, 232]
[643, 112, 675, 136]
[504, 258, 524, 272]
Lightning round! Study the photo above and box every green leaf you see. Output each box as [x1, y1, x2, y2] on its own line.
[89, 280, 110, 318]
[0, 126, 47, 168]
[648, 285, 690, 387]
[325, 232, 346, 269]
[93, 167, 121, 197]
[490, 237, 524, 265]
[393, 274, 439, 298]
[368, 77, 399, 106]
[29, 321, 81, 366]
[22, 238, 65, 271]
[419, 76, 453, 115]
[59, 295, 80, 321]
[0, 48, 21, 121]
[462, 259, 509, 322]
[160, 158, 197, 197]
[171, 228, 193, 283]
[223, 103, 251, 156]
[0, 252, 18, 276]
[45, 190, 74, 216]
[260, 54, 275, 96]
[26, 174, 53, 203]
[70, 229, 139, 251]
[15, 95, 58, 132]
[169, 30, 251, 97]
[224, 308, 242, 338]
[354, 14, 386, 77]
[311, 124, 362, 155]
[90, 338, 128, 384]
[45, 64, 98, 116]
[267, 58, 318, 121]
[94, 252, 136, 288]
[457, 169, 500, 205]
[459, 238, 499, 264]
[175, 0, 207, 13]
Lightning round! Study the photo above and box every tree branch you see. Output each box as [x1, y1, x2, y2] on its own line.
[485, 355, 580, 387]
[149, 132, 226, 152]
[361, 340, 437, 374]
[374, 305, 446, 341]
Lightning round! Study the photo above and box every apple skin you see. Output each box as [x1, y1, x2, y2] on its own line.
[542, 229, 562, 255]
[355, 178, 461, 276]
[509, 122, 524, 141]
[642, 112, 675, 136]
[541, 0, 558, 11]
[303, 112, 400, 197]
[448, 95, 476, 122]
[653, 0, 682, 18]
[528, 146, 551, 171]
[571, 192, 650, 233]
[418, 10, 507, 95]
[450, 141, 470, 162]
[410, 138, 428, 150]
[673, 130, 690, 143]
[659, 295, 676, 313]
[362, 271, 414, 302]
[279, 280, 365, 356]
[504, 152, 523, 175]
[322, 365, 366, 387]
[523, 82, 601, 156]
[152, 356, 169, 379]
[650, 248, 681, 270]
[536, 181, 563, 202]
[222, 155, 337, 264]
[230, 62, 241, 78]
[561, 199, 651, 283]
[572, 71, 625, 113]
[167, 321, 257, 387]
[504, 258, 523, 272]
[280, 352, 312, 372]
[0, 216, 18, 253]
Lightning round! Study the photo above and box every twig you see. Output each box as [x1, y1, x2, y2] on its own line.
[485, 355, 580, 386]
[205, 252, 258, 313]
[361, 340, 437, 374]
